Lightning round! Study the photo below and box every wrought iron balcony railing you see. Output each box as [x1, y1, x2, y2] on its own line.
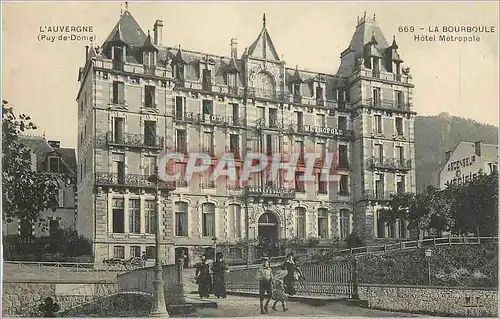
[363, 98, 411, 111]
[95, 172, 176, 190]
[106, 132, 164, 149]
[245, 186, 296, 199]
[362, 190, 395, 201]
[368, 157, 412, 170]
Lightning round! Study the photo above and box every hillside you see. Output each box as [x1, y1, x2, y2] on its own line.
[415, 113, 498, 192]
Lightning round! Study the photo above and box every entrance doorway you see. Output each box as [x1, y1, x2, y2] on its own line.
[257, 212, 279, 257]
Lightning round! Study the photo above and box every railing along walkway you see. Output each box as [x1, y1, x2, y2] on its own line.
[338, 236, 498, 256]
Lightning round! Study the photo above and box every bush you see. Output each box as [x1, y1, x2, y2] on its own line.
[345, 234, 364, 248]
[356, 243, 498, 287]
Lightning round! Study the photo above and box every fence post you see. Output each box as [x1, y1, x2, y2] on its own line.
[351, 258, 359, 300]
[433, 237, 436, 246]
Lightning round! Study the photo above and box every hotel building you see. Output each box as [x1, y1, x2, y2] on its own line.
[76, 10, 416, 265]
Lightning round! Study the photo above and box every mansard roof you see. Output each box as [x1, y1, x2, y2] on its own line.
[246, 14, 280, 61]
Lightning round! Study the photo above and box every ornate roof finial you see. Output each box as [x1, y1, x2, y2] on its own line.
[263, 13, 266, 28]
[125, 1, 129, 11]
[373, 13, 376, 21]
[120, 2, 123, 16]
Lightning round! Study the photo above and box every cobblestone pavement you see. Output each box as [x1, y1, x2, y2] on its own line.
[188, 294, 423, 317]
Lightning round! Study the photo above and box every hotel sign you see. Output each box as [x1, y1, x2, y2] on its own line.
[303, 125, 352, 137]
[185, 112, 232, 124]
[246, 186, 296, 198]
[447, 155, 476, 171]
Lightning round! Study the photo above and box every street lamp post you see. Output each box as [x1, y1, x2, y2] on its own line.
[425, 248, 432, 285]
[148, 164, 176, 318]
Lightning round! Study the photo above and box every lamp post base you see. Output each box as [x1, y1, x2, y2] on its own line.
[150, 279, 169, 318]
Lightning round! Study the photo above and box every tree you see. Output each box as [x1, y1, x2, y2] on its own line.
[2, 100, 62, 235]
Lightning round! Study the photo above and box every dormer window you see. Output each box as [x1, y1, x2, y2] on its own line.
[316, 86, 324, 100]
[175, 64, 184, 81]
[113, 47, 125, 71]
[337, 89, 345, 101]
[202, 69, 212, 91]
[293, 83, 301, 97]
[227, 73, 237, 88]
[48, 157, 60, 173]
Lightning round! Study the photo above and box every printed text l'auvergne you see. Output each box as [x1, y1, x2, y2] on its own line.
[39, 25, 94, 33]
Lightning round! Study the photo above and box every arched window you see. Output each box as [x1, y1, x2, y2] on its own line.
[252, 72, 275, 98]
[175, 202, 188, 237]
[258, 212, 278, 224]
[317, 209, 328, 239]
[228, 204, 241, 238]
[202, 203, 216, 237]
[339, 209, 351, 239]
[295, 207, 306, 238]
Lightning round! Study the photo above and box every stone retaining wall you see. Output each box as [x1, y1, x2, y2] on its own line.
[358, 284, 498, 317]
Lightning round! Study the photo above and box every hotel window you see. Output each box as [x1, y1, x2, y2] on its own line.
[338, 116, 347, 131]
[175, 96, 184, 120]
[202, 165, 215, 188]
[130, 246, 141, 258]
[269, 108, 278, 128]
[175, 202, 188, 237]
[397, 175, 406, 194]
[316, 86, 324, 101]
[295, 171, 305, 193]
[293, 83, 301, 96]
[318, 209, 328, 239]
[318, 173, 327, 194]
[375, 174, 384, 198]
[257, 107, 265, 126]
[266, 135, 273, 155]
[203, 131, 214, 156]
[317, 114, 325, 127]
[202, 69, 212, 91]
[295, 207, 306, 238]
[377, 211, 386, 238]
[176, 129, 187, 153]
[202, 100, 213, 118]
[144, 120, 157, 147]
[145, 200, 156, 234]
[374, 115, 382, 133]
[144, 85, 155, 108]
[228, 204, 242, 238]
[230, 134, 240, 157]
[112, 198, 125, 233]
[202, 203, 216, 237]
[113, 117, 125, 143]
[395, 118, 404, 135]
[318, 143, 326, 164]
[112, 153, 125, 184]
[143, 156, 156, 177]
[395, 90, 404, 107]
[339, 209, 350, 240]
[112, 81, 125, 105]
[296, 111, 303, 131]
[231, 103, 239, 125]
[337, 88, 345, 101]
[146, 246, 156, 259]
[175, 64, 184, 81]
[113, 246, 125, 259]
[338, 145, 349, 168]
[396, 146, 404, 163]
[177, 162, 188, 187]
[48, 157, 60, 173]
[375, 144, 383, 161]
[227, 73, 237, 88]
[339, 175, 349, 195]
[295, 140, 304, 164]
[372, 87, 381, 106]
[129, 199, 140, 234]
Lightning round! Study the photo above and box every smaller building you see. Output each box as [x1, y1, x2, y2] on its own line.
[2, 136, 77, 237]
[439, 141, 498, 189]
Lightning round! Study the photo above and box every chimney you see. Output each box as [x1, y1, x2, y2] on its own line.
[48, 140, 60, 149]
[153, 20, 163, 45]
[85, 45, 89, 60]
[445, 151, 452, 161]
[474, 141, 482, 157]
[230, 38, 238, 59]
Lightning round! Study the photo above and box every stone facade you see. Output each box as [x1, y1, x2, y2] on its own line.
[76, 10, 416, 266]
[358, 284, 498, 317]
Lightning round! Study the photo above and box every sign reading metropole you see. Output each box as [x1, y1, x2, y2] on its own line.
[157, 151, 341, 184]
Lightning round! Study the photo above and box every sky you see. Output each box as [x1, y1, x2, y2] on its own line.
[2, 1, 499, 149]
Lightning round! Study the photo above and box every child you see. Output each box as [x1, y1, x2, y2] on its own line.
[256, 257, 273, 314]
[271, 267, 289, 312]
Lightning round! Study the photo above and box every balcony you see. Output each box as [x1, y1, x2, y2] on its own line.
[201, 147, 214, 156]
[316, 98, 325, 106]
[95, 172, 176, 190]
[245, 186, 295, 200]
[362, 190, 395, 201]
[363, 98, 411, 111]
[368, 157, 412, 171]
[372, 70, 380, 78]
[247, 88, 287, 102]
[106, 132, 164, 149]
[144, 65, 155, 75]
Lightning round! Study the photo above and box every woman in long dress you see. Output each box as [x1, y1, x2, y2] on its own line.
[195, 255, 212, 299]
[211, 252, 229, 298]
[282, 252, 304, 296]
